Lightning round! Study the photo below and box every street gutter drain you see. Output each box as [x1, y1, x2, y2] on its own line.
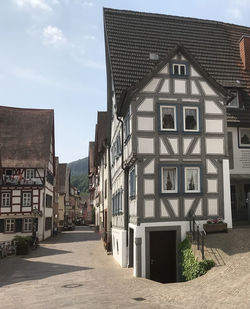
[62, 284, 83, 288]
[133, 298, 146, 302]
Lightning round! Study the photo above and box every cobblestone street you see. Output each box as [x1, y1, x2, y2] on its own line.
[1, 226, 250, 309]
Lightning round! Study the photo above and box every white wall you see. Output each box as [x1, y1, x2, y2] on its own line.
[112, 228, 127, 267]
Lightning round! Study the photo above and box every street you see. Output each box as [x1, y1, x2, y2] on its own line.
[1, 226, 250, 309]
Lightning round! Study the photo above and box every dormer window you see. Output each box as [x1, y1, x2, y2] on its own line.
[171, 62, 188, 77]
[227, 91, 239, 108]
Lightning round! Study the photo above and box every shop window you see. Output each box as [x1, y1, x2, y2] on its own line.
[161, 167, 178, 193]
[184, 167, 201, 193]
[160, 105, 177, 131]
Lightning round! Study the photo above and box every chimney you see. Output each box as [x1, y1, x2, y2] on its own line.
[239, 35, 250, 71]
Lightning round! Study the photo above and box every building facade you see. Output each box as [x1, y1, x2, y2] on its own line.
[0, 107, 55, 241]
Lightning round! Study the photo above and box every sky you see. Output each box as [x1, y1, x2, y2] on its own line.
[1, 0, 250, 163]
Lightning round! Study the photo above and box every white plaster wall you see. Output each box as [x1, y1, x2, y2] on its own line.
[112, 228, 127, 267]
[138, 137, 154, 154]
[223, 159, 233, 228]
[174, 80, 186, 94]
[137, 98, 154, 112]
[207, 198, 218, 215]
[137, 117, 154, 131]
[205, 100, 223, 114]
[228, 127, 250, 174]
[144, 179, 154, 195]
[144, 199, 155, 218]
[206, 138, 224, 154]
[207, 179, 218, 193]
[205, 119, 223, 133]
[199, 81, 217, 96]
[141, 78, 161, 92]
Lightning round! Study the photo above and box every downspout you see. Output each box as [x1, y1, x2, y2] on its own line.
[116, 113, 129, 247]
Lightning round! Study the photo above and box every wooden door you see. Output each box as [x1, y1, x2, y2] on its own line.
[149, 230, 176, 283]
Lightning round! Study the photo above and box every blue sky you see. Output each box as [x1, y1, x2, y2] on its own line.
[1, 0, 250, 163]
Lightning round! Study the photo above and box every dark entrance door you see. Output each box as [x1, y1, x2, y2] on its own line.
[149, 230, 176, 283]
[128, 228, 134, 267]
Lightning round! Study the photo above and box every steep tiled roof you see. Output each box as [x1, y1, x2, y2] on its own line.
[0, 106, 54, 168]
[104, 8, 250, 124]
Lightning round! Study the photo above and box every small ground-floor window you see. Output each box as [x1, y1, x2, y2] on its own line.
[5, 219, 15, 233]
[23, 218, 32, 232]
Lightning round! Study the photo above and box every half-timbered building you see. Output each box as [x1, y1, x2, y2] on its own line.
[103, 8, 250, 282]
[0, 106, 55, 241]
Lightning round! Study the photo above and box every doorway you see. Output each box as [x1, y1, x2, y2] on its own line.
[149, 230, 177, 283]
[128, 228, 134, 267]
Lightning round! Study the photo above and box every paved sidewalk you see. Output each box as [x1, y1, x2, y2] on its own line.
[1, 226, 250, 309]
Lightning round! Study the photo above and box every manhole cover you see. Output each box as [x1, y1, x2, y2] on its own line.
[62, 283, 83, 288]
[132, 297, 146, 302]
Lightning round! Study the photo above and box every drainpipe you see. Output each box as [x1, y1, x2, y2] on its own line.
[116, 113, 129, 247]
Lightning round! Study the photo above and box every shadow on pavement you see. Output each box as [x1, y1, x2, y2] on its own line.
[0, 259, 93, 287]
[27, 246, 72, 258]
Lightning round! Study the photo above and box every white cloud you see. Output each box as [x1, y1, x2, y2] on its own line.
[14, 0, 52, 11]
[42, 26, 67, 47]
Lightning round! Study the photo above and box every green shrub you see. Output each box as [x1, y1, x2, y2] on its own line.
[179, 238, 215, 281]
[13, 235, 32, 255]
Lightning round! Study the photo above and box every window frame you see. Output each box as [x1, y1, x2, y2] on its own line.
[5, 219, 15, 233]
[227, 91, 239, 109]
[161, 166, 179, 194]
[182, 105, 200, 133]
[1, 192, 11, 207]
[238, 127, 250, 148]
[26, 169, 35, 179]
[22, 191, 32, 207]
[23, 218, 33, 233]
[170, 61, 189, 78]
[159, 104, 177, 132]
[129, 167, 136, 200]
[184, 166, 201, 194]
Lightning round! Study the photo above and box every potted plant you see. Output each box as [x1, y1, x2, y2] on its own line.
[203, 218, 228, 233]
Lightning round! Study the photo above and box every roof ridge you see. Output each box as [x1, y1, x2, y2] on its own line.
[103, 7, 250, 30]
[0, 105, 54, 112]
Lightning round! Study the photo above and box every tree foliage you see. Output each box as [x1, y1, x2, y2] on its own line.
[71, 174, 88, 194]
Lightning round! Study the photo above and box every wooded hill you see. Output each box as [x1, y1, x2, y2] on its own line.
[68, 157, 88, 194]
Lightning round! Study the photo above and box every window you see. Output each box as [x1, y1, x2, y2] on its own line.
[183, 106, 199, 132]
[184, 167, 201, 193]
[45, 217, 52, 231]
[22, 192, 32, 207]
[5, 219, 15, 233]
[129, 168, 136, 199]
[46, 194, 53, 208]
[26, 169, 35, 179]
[160, 105, 177, 131]
[124, 111, 130, 141]
[23, 218, 32, 232]
[227, 91, 239, 108]
[1, 192, 11, 207]
[239, 128, 250, 147]
[161, 167, 178, 193]
[173, 64, 186, 76]
[47, 171, 54, 185]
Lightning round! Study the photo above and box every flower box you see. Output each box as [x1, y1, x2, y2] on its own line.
[203, 223, 228, 234]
